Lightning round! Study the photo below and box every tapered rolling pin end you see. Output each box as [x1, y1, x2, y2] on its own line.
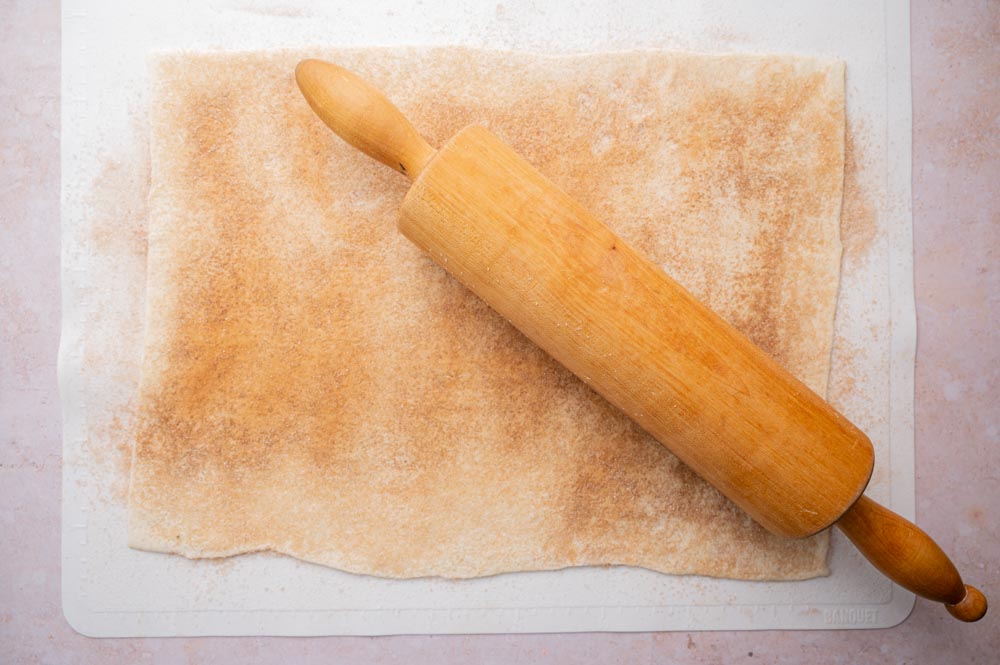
[946, 585, 987, 622]
[837, 495, 987, 622]
[294, 58, 323, 83]
[295, 58, 435, 180]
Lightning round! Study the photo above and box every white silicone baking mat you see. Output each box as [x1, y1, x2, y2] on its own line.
[60, 0, 915, 635]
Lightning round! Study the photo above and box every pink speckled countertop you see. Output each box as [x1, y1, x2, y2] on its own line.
[1, 1, 996, 662]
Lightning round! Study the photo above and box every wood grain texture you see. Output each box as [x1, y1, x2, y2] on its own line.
[400, 125, 873, 537]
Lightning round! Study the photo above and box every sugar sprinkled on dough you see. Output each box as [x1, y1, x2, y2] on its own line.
[129, 47, 845, 580]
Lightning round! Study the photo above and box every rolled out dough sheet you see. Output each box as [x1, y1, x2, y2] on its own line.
[129, 47, 845, 580]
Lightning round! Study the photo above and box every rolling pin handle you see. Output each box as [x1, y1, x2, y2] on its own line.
[295, 59, 436, 180]
[836, 494, 987, 622]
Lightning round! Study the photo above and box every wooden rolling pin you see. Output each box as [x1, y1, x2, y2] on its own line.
[295, 59, 986, 622]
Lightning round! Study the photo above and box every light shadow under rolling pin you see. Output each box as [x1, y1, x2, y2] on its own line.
[294, 59, 986, 622]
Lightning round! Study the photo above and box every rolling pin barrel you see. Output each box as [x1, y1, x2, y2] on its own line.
[294, 59, 986, 621]
[399, 123, 873, 538]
